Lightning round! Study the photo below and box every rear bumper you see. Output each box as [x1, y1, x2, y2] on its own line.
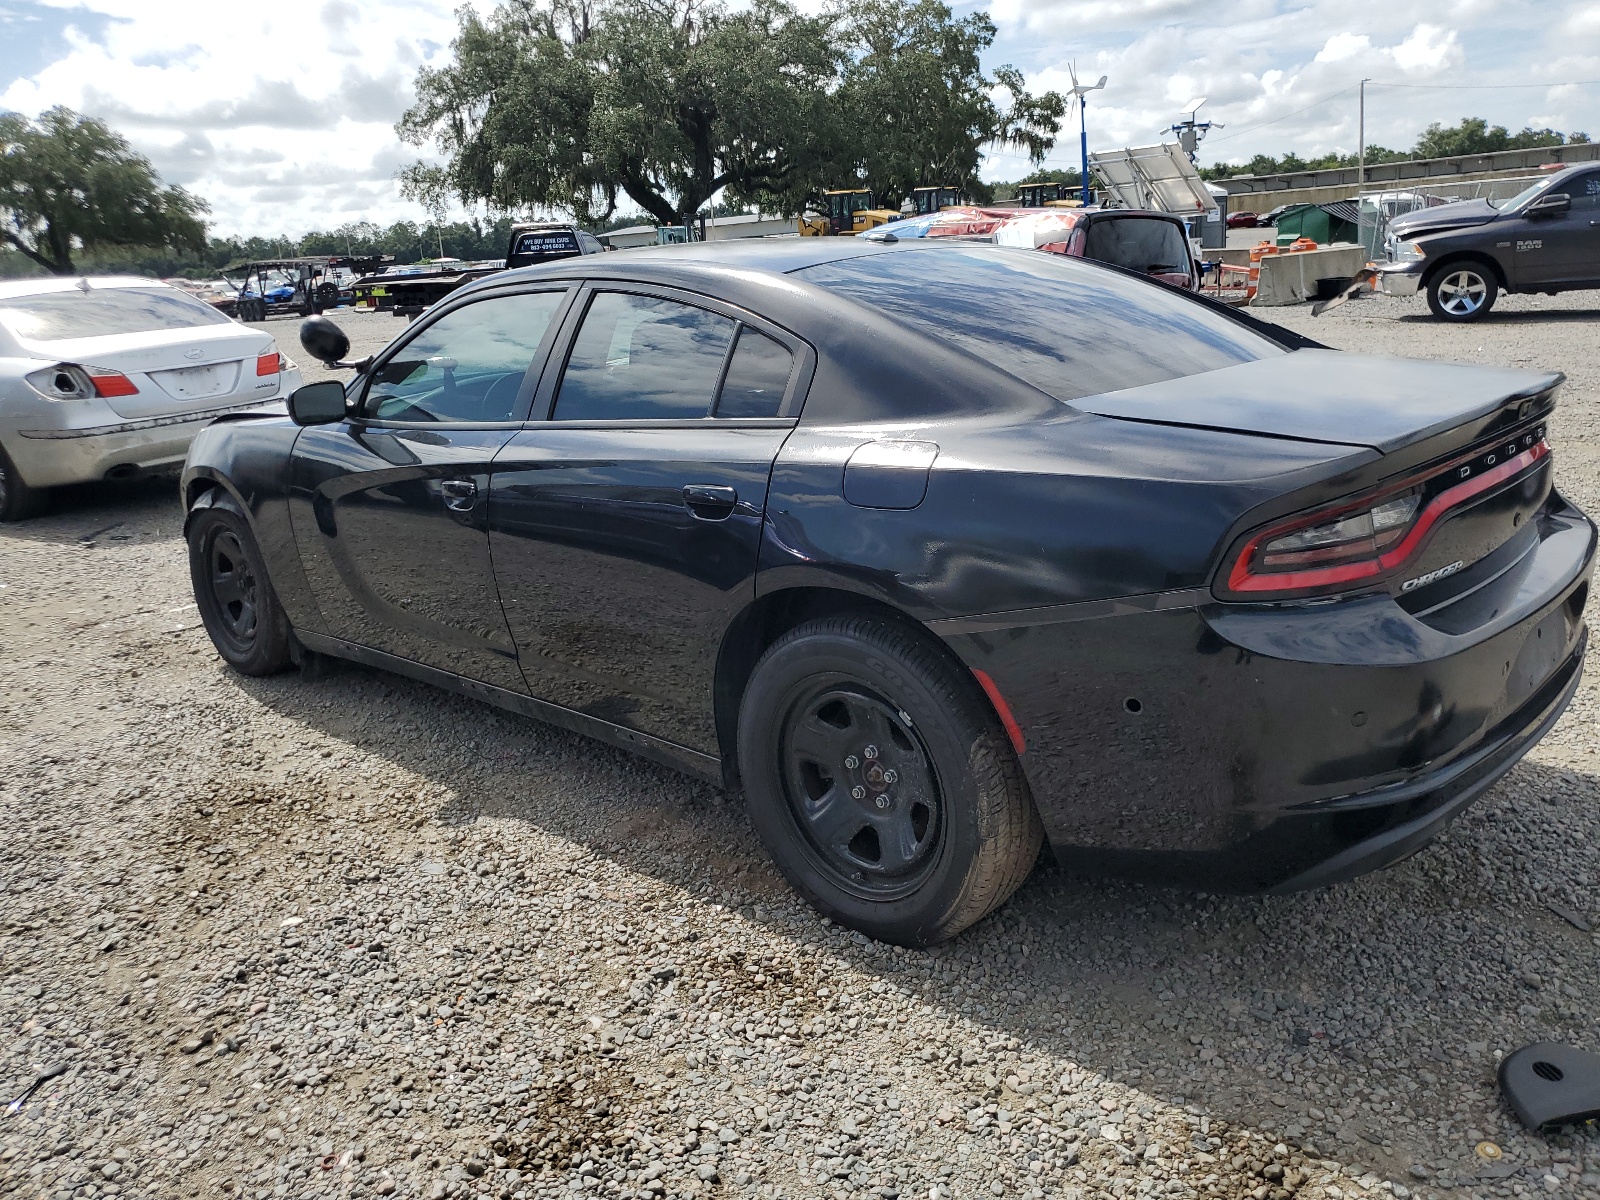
[1376, 263, 1424, 297]
[1268, 626, 1584, 892]
[3, 395, 291, 488]
[945, 495, 1596, 893]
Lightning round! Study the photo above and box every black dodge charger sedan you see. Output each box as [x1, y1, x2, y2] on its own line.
[181, 238, 1594, 945]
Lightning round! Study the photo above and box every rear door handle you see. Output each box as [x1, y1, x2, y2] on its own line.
[440, 477, 478, 512]
[682, 483, 738, 520]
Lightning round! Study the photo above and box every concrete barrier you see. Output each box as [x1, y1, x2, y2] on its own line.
[1249, 244, 1371, 307]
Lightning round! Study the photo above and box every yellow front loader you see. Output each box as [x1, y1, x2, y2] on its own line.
[798, 190, 901, 236]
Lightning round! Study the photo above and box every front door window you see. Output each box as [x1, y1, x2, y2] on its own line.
[365, 291, 566, 423]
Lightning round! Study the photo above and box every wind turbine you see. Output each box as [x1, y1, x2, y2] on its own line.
[1067, 63, 1108, 206]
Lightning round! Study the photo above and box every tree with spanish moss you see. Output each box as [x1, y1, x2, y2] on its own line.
[0, 107, 208, 275]
[396, 0, 1064, 225]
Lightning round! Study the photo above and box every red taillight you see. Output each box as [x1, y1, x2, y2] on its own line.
[85, 367, 138, 398]
[256, 352, 281, 376]
[1223, 434, 1550, 599]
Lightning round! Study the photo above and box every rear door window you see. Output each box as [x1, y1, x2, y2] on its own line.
[1083, 217, 1192, 275]
[554, 292, 736, 421]
[716, 328, 793, 418]
[797, 245, 1281, 403]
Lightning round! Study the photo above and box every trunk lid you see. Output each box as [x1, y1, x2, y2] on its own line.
[1073, 350, 1559, 455]
[19, 323, 278, 419]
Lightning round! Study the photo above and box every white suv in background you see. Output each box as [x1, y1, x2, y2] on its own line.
[0, 276, 301, 520]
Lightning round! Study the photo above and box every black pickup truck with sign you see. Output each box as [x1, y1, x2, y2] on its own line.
[352, 222, 607, 318]
[1375, 164, 1600, 322]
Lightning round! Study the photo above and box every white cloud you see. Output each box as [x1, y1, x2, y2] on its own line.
[1390, 23, 1463, 73]
[0, 0, 481, 237]
[4, 0, 1599, 233]
[1314, 32, 1371, 63]
[985, 0, 1600, 177]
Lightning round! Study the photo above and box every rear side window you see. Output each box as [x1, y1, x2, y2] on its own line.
[796, 245, 1281, 403]
[716, 328, 793, 418]
[555, 292, 735, 420]
[0, 286, 232, 341]
[1084, 218, 1191, 275]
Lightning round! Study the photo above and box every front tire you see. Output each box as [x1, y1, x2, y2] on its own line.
[0, 444, 45, 522]
[1427, 263, 1498, 321]
[737, 614, 1042, 946]
[188, 492, 292, 675]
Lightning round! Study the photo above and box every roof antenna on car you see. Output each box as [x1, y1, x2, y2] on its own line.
[1500, 1042, 1600, 1132]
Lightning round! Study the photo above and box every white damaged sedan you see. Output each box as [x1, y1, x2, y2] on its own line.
[0, 276, 302, 520]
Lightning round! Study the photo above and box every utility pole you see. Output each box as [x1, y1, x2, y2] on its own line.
[1358, 78, 1372, 189]
[1068, 64, 1108, 206]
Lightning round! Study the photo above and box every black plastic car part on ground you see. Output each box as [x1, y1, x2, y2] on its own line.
[181, 238, 1595, 945]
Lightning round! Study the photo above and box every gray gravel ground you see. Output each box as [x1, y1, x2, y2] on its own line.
[4, 293, 1600, 1200]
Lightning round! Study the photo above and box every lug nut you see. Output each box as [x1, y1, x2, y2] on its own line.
[883, 769, 898, 784]
[844, 755, 860, 769]
[874, 795, 891, 810]
[851, 785, 867, 800]
[864, 744, 879, 760]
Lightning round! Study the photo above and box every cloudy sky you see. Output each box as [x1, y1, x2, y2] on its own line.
[3, 0, 1598, 238]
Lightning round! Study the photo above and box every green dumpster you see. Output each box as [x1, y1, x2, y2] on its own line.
[1274, 201, 1360, 248]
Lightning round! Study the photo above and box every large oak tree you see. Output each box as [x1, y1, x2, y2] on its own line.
[397, 0, 1063, 225]
[0, 107, 208, 275]
[838, 0, 1064, 209]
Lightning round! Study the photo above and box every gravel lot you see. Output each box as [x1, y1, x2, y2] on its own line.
[4, 292, 1600, 1200]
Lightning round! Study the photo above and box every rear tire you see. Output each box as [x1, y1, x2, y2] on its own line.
[737, 614, 1042, 946]
[0, 444, 45, 522]
[1427, 263, 1498, 322]
[188, 492, 293, 675]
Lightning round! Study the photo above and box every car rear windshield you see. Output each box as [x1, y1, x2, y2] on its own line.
[507, 229, 581, 268]
[1084, 217, 1191, 275]
[796, 245, 1283, 402]
[0, 286, 233, 342]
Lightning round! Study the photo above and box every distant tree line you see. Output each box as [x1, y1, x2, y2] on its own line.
[1203, 117, 1592, 180]
[989, 167, 1082, 202]
[0, 214, 550, 280]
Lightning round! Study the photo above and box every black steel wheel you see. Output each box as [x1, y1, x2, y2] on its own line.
[209, 530, 260, 646]
[739, 613, 1042, 946]
[0, 443, 44, 522]
[188, 491, 292, 675]
[781, 686, 943, 900]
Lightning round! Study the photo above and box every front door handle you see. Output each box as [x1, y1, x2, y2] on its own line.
[682, 483, 738, 520]
[440, 477, 478, 512]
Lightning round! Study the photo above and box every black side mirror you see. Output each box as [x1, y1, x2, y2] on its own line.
[300, 315, 351, 364]
[1527, 192, 1571, 219]
[287, 381, 349, 426]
